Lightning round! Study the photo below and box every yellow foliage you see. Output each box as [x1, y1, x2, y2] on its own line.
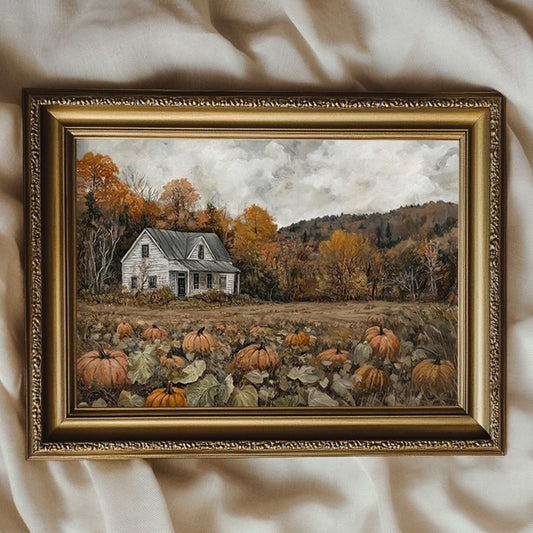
[318, 230, 371, 300]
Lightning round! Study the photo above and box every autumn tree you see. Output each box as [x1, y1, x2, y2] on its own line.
[76, 152, 131, 292]
[159, 178, 200, 230]
[232, 204, 277, 260]
[77, 190, 123, 292]
[197, 203, 233, 247]
[232, 205, 278, 299]
[418, 239, 443, 297]
[273, 240, 319, 301]
[121, 166, 161, 226]
[318, 230, 372, 300]
[77, 152, 126, 212]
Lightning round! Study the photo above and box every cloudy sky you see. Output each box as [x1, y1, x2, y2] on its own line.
[77, 138, 459, 227]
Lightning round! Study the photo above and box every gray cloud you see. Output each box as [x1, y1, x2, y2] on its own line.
[77, 138, 458, 227]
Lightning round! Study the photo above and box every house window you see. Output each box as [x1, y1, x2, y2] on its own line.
[207, 273, 212, 289]
[198, 244, 204, 259]
[142, 244, 149, 258]
[219, 274, 226, 289]
[193, 273, 199, 289]
[131, 276, 138, 289]
[148, 275, 157, 289]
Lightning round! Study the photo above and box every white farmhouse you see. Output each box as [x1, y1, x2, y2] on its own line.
[121, 228, 240, 298]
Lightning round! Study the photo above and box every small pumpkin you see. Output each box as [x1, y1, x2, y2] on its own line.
[352, 364, 390, 392]
[250, 326, 266, 335]
[77, 344, 129, 389]
[144, 381, 188, 407]
[159, 346, 187, 370]
[363, 325, 400, 361]
[183, 327, 215, 355]
[225, 325, 239, 335]
[215, 324, 226, 335]
[316, 343, 349, 365]
[412, 356, 456, 395]
[283, 328, 310, 347]
[143, 324, 168, 343]
[234, 341, 279, 372]
[116, 321, 134, 339]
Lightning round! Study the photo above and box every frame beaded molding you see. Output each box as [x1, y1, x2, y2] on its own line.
[26, 93, 504, 456]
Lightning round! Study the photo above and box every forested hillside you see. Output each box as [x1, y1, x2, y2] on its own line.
[279, 201, 458, 250]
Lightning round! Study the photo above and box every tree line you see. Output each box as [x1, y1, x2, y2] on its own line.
[77, 152, 457, 303]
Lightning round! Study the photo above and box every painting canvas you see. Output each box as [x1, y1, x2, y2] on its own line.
[75, 137, 459, 409]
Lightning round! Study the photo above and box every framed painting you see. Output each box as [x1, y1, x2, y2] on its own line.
[24, 91, 505, 458]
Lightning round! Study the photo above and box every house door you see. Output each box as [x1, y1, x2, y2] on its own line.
[177, 273, 186, 297]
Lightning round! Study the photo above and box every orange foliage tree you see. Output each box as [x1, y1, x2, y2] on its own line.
[197, 203, 233, 247]
[76, 153, 126, 293]
[159, 178, 200, 230]
[121, 167, 161, 226]
[232, 205, 278, 299]
[77, 152, 126, 213]
[318, 230, 372, 300]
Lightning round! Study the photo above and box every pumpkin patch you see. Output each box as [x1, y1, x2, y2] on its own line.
[77, 302, 458, 408]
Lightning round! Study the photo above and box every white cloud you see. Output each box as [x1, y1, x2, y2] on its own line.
[77, 138, 458, 227]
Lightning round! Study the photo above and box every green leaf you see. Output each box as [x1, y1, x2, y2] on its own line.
[117, 390, 145, 408]
[244, 369, 269, 385]
[127, 346, 159, 384]
[175, 359, 206, 385]
[287, 365, 320, 384]
[258, 386, 276, 404]
[307, 388, 338, 407]
[185, 375, 220, 407]
[91, 398, 107, 408]
[218, 374, 234, 405]
[273, 395, 300, 407]
[228, 385, 259, 407]
[330, 378, 354, 400]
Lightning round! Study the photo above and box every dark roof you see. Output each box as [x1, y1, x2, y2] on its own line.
[145, 228, 233, 262]
[179, 260, 240, 273]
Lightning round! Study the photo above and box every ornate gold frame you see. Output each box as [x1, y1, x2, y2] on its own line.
[24, 91, 505, 458]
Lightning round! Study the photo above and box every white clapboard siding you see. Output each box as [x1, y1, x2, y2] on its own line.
[187, 238, 215, 260]
[226, 273, 234, 293]
[122, 234, 169, 291]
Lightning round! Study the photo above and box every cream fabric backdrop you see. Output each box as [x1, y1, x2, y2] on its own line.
[0, 1, 532, 532]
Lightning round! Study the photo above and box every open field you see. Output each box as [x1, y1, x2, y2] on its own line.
[77, 300, 458, 409]
[79, 300, 434, 332]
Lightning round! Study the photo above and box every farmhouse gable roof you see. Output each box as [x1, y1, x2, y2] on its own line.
[145, 228, 232, 262]
[121, 228, 236, 267]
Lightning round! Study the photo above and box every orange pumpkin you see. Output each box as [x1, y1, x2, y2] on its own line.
[412, 356, 456, 395]
[363, 325, 400, 361]
[216, 324, 239, 335]
[144, 382, 188, 407]
[159, 348, 187, 370]
[352, 364, 390, 392]
[250, 326, 266, 335]
[116, 321, 134, 339]
[234, 341, 279, 372]
[77, 345, 129, 389]
[316, 343, 349, 364]
[283, 328, 310, 347]
[182, 327, 215, 355]
[142, 324, 168, 343]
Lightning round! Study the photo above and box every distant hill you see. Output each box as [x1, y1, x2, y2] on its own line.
[278, 201, 458, 250]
